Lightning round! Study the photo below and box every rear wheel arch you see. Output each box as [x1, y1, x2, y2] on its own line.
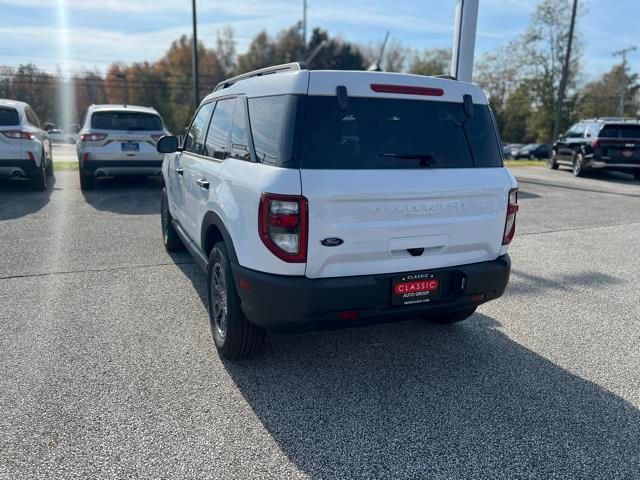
[201, 211, 239, 264]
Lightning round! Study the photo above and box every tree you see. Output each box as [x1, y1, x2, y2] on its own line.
[577, 64, 640, 119]
[519, 0, 582, 142]
[409, 49, 450, 76]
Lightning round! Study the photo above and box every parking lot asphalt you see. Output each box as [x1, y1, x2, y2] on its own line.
[1, 167, 639, 479]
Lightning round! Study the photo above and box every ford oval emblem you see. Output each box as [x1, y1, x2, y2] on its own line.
[320, 237, 344, 247]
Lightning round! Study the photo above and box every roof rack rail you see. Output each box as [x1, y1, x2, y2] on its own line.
[214, 62, 305, 92]
[582, 117, 640, 123]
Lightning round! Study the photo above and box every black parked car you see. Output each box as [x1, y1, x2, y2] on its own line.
[550, 118, 640, 178]
[514, 143, 551, 160]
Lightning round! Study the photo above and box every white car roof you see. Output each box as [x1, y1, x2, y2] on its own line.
[0, 99, 28, 111]
[88, 104, 159, 115]
[204, 69, 488, 105]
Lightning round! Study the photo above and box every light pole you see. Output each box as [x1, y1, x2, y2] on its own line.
[115, 72, 129, 105]
[552, 0, 578, 143]
[191, 0, 200, 110]
[613, 46, 637, 117]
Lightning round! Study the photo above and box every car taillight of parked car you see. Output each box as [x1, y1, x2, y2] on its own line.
[80, 132, 108, 142]
[151, 134, 163, 142]
[502, 188, 519, 245]
[2, 130, 34, 139]
[259, 193, 308, 263]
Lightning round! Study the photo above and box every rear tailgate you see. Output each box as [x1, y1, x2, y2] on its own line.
[0, 107, 22, 160]
[597, 124, 640, 163]
[301, 71, 513, 279]
[302, 168, 512, 278]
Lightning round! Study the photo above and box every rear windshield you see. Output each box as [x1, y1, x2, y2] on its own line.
[91, 111, 162, 131]
[0, 107, 20, 126]
[300, 96, 502, 169]
[599, 125, 640, 139]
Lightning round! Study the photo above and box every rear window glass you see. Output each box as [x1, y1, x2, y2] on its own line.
[599, 125, 640, 139]
[91, 111, 162, 131]
[300, 96, 502, 169]
[0, 108, 20, 126]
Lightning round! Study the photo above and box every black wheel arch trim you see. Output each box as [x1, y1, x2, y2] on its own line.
[201, 211, 239, 265]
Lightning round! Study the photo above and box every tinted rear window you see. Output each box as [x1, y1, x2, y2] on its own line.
[599, 125, 640, 139]
[91, 111, 162, 131]
[0, 108, 20, 126]
[300, 96, 502, 169]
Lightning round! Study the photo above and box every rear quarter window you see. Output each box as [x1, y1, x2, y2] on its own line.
[91, 111, 163, 131]
[0, 108, 20, 126]
[599, 125, 640, 139]
[300, 96, 502, 169]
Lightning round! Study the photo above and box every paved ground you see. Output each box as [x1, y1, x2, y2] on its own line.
[1, 167, 639, 479]
[51, 144, 77, 163]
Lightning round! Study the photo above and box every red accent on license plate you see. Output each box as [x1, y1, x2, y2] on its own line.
[394, 279, 440, 295]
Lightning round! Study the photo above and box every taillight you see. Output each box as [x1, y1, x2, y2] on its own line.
[502, 188, 519, 245]
[80, 132, 108, 142]
[151, 134, 163, 142]
[27, 151, 35, 161]
[259, 193, 308, 263]
[2, 130, 34, 139]
[591, 139, 600, 149]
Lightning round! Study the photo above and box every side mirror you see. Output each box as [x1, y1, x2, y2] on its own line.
[157, 135, 179, 154]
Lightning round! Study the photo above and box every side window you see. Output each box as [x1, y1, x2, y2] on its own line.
[204, 98, 234, 160]
[230, 98, 251, 161]
[184, 102, 214, 155]
[25, 107, 40, 128]
[247, 96, 287, 165]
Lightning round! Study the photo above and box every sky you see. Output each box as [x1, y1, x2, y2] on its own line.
[0, 0, 637, 83]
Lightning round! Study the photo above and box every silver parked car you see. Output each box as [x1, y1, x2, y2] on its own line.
[0, 99, 53, 190]
[76, 104, 169, 190]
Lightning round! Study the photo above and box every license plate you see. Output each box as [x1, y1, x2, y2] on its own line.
[391, 272, 441, 306]
[121, 142, 139, 152]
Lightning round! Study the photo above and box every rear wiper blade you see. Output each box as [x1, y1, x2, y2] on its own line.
[380, 152, 436, 160]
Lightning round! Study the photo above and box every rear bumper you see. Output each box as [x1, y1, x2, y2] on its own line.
[232, 255, 511, 333]
[588, 160, 640, 171]
[0, 159, 38, 176]
[81, 159, 163, 177]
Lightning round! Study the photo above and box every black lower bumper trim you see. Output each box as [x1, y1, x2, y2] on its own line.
[231, 255, 511, 333]
[0, 159, 38, 175]
[81, 160, 163, 172]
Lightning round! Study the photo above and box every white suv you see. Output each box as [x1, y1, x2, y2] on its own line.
[0, 99, 52, 190]
[157, 64, 518, 359]
[77, 104, 169, 190]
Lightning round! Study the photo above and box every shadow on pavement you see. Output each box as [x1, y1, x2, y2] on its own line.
[172, 258, 640, 478]
[223, 313, 640, 478]
[0, 175, 56, 221]
[81, 175, 162, 215]
[508, 269, 624, 297]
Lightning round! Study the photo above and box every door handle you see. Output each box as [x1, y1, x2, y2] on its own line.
[196, 178, 209, 189]
[175, 167, 184, 176]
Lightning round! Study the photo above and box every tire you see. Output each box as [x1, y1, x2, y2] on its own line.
[529, 153, 536, 161]
[426, 307, 477, 325]
[45, 150, 53, 177]
[548, 150, 559, 170]
[572, 153, 585, 177]
[79, 170, 94, 190]
[30, 158, 47, 191]
[208, 241, 265, 359]
[160, 187, 184, 252]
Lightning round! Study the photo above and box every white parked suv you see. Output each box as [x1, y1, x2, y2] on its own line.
[0, 99, 52, 190]
[157, 64, 518, 359]
[77, 104, 169, 190]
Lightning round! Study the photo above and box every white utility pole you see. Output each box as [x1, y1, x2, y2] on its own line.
[450, 0, 479, 82]
[613, 46, 637, 117]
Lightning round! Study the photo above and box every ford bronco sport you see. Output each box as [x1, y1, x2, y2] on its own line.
[157, 64, 518, 359]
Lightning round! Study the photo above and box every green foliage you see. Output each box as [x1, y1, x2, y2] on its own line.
[577, 64, 639, 119]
